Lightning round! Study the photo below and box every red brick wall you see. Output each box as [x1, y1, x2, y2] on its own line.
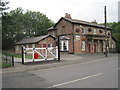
[56, 19, 73, 35]
[15, 36, 56, 53]
[48, 18, 113, 54]
[48, 30, 57, 38]
[56, 19, 74, 53]
[38, 36, 56, 47]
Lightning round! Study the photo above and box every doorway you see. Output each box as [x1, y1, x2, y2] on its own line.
[88, 43, 91, 53]
[94, 43, 97, 53]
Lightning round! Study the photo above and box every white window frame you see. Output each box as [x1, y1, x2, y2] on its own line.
[81, 27, 85, 35]
[94, 29, 97, 34]
[32, 44, 35, 48]
[26, 44, 29, 48]
[60, 40, 69, 51]
[112, 44, 114, 49]
[81, 40, 85, 51]
[16, 45, 19, 50]
[76, 35, 80, 38]
[48, 44, 52, 47]
[52, 31, 55, 37]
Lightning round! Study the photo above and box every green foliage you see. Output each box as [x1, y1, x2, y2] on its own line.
[106, 22, 120, 50]
[0, 0, 10, 15]
[0, 62, 11, 68]
[2, 8, 54, 50]
[99, 22, 120, 51]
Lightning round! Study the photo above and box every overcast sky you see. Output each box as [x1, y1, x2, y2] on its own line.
[8, 0, 119, 23]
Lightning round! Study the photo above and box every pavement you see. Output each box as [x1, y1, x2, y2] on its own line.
[1, 53, 119, 74]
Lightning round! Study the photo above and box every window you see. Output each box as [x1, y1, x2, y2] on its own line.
[108, 32, 110, 36]
[88, 28, 92, 32]
[76, 35, 80, 40]
[76, 28, 80, 33]
[81, 40, 85, 51]
[52, 31, 55, 37]
[16, 45, 19, 50]
[112, 44, 114, 49]
[60, 40, 69, 51]
[62, 26, 66, 34]
[26, 44, 29, 48]
[32, 44, 35, 48]
[60, 41, 62, 51]
[82, 27, 85, 34]
[94, 29, 97, 34]
[48, 44, 52, 47]
[99, 30, 103, 33]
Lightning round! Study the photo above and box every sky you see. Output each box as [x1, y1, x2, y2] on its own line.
[7, 0, 119, 23]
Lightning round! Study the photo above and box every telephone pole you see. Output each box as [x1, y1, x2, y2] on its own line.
[104, 6, 108, 57]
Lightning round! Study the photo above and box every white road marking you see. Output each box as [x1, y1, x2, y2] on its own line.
[48, 73, 103, 88]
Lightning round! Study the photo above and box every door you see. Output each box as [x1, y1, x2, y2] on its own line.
[94, 43, 96, 53]
[88, 43, 91, 53]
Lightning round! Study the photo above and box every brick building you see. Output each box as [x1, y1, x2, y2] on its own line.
[15, 35, 56, 53]
[48, 13, 116, 54]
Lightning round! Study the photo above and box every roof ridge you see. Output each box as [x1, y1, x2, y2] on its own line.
[63, 17, 97, 25]
[16, 35, 50, 45]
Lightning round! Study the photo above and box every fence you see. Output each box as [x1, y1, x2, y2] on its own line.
[22, 46, 59, 64]
[109, 48, 118, 53]
[2, 54, 14, 67]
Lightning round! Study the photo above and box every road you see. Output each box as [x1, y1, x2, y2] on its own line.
[2, 54, 118, 88]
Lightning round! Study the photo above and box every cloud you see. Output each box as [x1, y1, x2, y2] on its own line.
[8, 0, 119, 23]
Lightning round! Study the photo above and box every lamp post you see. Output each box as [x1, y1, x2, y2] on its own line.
[104, 6, 108, 57]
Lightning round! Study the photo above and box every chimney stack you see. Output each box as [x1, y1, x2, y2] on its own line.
[65, 13, 71, 19]
[92, 20, 97, 24]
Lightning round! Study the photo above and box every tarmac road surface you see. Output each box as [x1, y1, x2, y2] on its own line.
[2, 54, 118, 88]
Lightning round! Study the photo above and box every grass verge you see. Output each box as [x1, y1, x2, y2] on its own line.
[0, 62, 11, 68]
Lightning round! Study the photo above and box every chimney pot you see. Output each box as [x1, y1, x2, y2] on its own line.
[65, 13, 71, 19]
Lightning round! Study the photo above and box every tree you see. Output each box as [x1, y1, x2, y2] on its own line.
[0, 0, 9, 15]
[99, 22, 120, 52]
[2, 8, 54, 50]
[106, 22, 120, 52]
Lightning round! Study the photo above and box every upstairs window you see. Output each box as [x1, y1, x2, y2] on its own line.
[62, 26, 66, 34]
[94, 29, 97, 34]
[99, 30, 103, 33]
[108, 32, 110, 36]
[88, 28, 92, 32]
[81, 27, 85, 35]
[76, 28, 80, 33]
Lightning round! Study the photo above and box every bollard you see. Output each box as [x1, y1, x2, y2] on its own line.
[57, 36, 60, 61]
[22, 47, 24, 64]
[6, 54, 7, 63]
[12, 55, 14, 67]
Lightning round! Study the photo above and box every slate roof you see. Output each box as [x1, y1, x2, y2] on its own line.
[47, 26, 57, 31]
[16, 35, 54, 45]
[52, 17, 112, 30]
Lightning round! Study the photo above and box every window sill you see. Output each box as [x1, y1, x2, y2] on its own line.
[60, 50, 69, 52]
